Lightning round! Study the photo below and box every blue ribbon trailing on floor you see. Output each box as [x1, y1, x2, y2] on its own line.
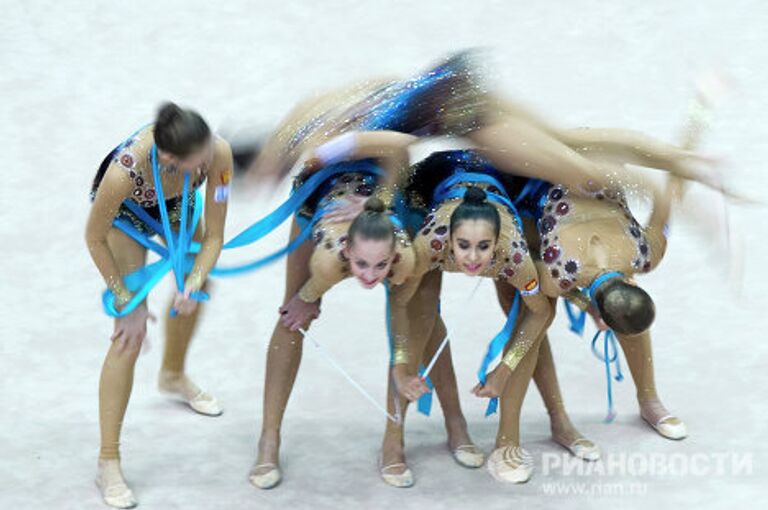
[562, 271, 626, 422]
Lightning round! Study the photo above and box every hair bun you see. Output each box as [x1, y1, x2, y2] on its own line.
[153, 102, 211, 158]
[156, 102, 183, 126]
[363, 197, 386, 213]
[463, 186, 487, 205]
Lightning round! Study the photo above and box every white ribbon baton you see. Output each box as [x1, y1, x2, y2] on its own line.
[299, 328, 401, 424]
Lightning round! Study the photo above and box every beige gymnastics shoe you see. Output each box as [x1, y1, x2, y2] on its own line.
[158, 371, 222, 416]
[486, 445, 534, 484]
[95, 459, 137, 509]
[451, 444, 485, 468]
[249, 462, 282, 490]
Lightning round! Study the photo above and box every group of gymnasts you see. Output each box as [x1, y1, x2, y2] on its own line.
[86, 50, 728, 508]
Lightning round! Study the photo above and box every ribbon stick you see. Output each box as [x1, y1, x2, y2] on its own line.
[419, 335, 451, 383]
[299, 328, 400, 424]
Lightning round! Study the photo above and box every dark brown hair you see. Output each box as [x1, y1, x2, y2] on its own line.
[594, 280, 656, 335]
[153, 102, 211, 158]
[348, 198, 396, 247]
[450, 186, 501, 238]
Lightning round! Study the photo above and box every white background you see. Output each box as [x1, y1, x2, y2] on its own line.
[1, 1, 765, 508]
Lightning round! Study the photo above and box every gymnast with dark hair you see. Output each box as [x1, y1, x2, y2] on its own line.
[86, 102, 233, 508]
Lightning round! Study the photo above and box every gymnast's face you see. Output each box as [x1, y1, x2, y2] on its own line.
[345, 237, 395, 289]
[450, 220, 497, 276]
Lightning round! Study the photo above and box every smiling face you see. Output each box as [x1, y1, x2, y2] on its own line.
[344, 237, 395, 289]
[450, 219, 498, 276]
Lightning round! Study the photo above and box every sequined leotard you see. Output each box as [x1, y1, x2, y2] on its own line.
[90, 125, 210, 234]
[516, 180, 667, 295]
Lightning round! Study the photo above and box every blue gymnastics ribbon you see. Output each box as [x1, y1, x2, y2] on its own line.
[587, 271, 625, 306]
[561, 271, 626, 423]
[477, 290, 521, 416]
[563, 299, 587, 336]
[104, 193, 331, 316]
[431, 172, 524, 231]
[207, 162, 383, 275]
[417, 364, 435, 416]
[102, 156, 384, 316]
[221, 161, 383, 251]
[102, 145, 209, 317]
[591, 329, 624, 423]
[210, 202, 332, 276]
